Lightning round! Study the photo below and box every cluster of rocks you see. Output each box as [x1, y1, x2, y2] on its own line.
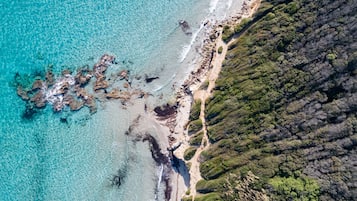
[15, 54, 149, 117]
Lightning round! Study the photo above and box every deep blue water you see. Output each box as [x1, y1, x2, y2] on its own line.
[0, 1, 214, 200]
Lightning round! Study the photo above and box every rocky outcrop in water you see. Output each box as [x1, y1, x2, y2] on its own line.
[14, 54, 144, 117]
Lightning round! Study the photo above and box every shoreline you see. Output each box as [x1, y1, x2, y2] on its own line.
[160, 0, 262, 200]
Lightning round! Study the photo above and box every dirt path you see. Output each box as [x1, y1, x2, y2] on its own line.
[186, 1, 261, 200]
[187, 29, 228, 200]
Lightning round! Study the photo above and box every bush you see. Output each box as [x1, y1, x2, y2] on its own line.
[189, 131, 204, 146]
[196, 178, 226, 193]
[189, 100, 201, 121]
[217, 46, 223, 54]
[234, 18, 252, 33]
[181, 196, 193, 201]
[326, 53, 337, 61]
[269, 176, 320, 201]
[194, 193, 223, 201]
[222, 25, 234, 42]
[185, 188, 190, 195]
[188, 119, 203, 134]
[184, 147, 197, 160]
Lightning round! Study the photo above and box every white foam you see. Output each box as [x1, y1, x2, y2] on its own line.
[153, 73, 176, 92]
[209, 0, 219, 13]
[44, 74, 75, 106]
[178, 23, 204, 63]
[178, 0, 222, 63]
[227, 0, 233, 9]
[157, 164, 164, 189]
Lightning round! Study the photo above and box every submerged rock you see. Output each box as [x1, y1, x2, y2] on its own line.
[14, 53, 150, 116]
[179, 20, 192, 35]
[30, 91, 46, 108]
[17, 86, 30, 101]
[106, 89, 131, 101]
[63, 94, 84, 111]
[83, 96, 96, 113]
[75, 67, 93, 86]
[61, 69, 72, 76]
[93, 76, 109, 91]
[22, 104, 36, 119]
[45, 70, 55, 86]
[93, 54, 115, 78]
[31, 80, 44, 91]
[118, 69, 129, 81]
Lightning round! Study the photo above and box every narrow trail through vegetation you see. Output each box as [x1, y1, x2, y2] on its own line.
[188, 30, 227, 199]
[184, 2, 261, 200]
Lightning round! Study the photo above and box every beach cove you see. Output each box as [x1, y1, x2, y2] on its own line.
[1, 0, 253, 200]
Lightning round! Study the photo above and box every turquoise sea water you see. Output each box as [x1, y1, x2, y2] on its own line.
[0, 0, 240, 200]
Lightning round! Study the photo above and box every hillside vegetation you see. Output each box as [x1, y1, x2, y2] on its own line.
[193, 0, 357, 200]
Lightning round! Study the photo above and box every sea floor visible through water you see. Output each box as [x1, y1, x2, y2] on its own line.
[0, 0, 244, 200]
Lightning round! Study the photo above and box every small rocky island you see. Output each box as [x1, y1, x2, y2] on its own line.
[15, 54, 148, 118]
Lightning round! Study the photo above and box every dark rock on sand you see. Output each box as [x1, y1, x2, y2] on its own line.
[154, 103, 177, 118]
[142, 133, 170, 165]
[110, 165, 128, 188]
[145, 74, 159, 83]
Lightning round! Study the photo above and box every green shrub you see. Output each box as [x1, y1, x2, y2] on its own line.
[286, 2, 300, 14]
[181, 196, 193, 201]
[188, 119, 203, 134]
[222, 25, 234, 42]
[194, 193, 223, 201]
[184, 147, 197, 161]
[189, 131, 204, 146]
[269, 176, 320, 201]
[189, 100, 201, 121]
[185, 188, 190, 195]
[196, 178, 226, 193]
[234, 18, 252, 33]
[217, 46, 223, 54]
[326, 53, 337, 61]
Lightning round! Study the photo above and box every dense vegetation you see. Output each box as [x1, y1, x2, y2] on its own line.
[193, 0, 357, 200]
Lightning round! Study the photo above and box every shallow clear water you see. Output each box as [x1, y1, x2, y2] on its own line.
[0, 0, 241, 200]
